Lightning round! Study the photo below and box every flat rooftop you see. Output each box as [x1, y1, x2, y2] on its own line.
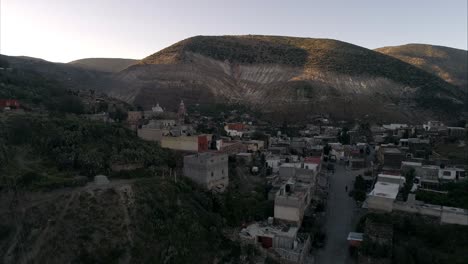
[240, 222, 298, 239]
[369, 181, 400, 199]
[382, 148, 402, 154]
[347, 232, 363, 241]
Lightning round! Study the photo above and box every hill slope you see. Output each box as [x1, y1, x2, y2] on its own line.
[115, 35, 464, 122]
[376, 44, 468, 90]
[69, 58, 138, 72]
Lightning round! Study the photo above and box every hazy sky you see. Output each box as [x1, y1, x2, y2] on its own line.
[1, 0, 467, 62]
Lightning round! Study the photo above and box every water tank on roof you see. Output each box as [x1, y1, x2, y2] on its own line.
[267, 217, 274, 225]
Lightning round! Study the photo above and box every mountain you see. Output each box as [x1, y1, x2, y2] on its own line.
[114, 35, 465, 122]
[1, 55, 111, 91]
[2, 36, 466, 122]
[376, 44, 468, 90]
[69, 58, 138, 72]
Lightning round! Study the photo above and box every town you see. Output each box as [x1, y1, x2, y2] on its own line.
[3, 95, 465, 263]
[1, 1, 467, 263]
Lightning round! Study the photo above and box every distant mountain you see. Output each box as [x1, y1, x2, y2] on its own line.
[376, 44, 468, 90]
[2, 36, 466, 122]
[119, 35, 465, 122]
[69, 58, 138, 72]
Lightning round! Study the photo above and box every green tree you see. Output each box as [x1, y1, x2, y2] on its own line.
[109, 108, 128, 122]
[337, 127, 350, 144]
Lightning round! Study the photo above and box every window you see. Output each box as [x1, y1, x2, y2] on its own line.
[443, 171, 451, 176]
[222, 170, 224, 174]
[211, 172, 214, 177]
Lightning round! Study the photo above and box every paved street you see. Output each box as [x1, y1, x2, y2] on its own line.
[315, 163, 361, 264]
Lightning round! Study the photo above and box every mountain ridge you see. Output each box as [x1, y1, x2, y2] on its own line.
[69, 58, 138, 72]
[1, 35, 465, 122]
[375, 43, 468, 90]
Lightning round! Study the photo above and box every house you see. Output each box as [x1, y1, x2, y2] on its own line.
[366, 174, 405, 212]
[266, 155, 282, 173]
[438, 167, 466, 182]
[279, 163, 317, 183]
[447, 127, 466, 139]
[243, 140, 265, 152]
[378, 147, 404, 172]
[217, 140, 248, 155]
[224, 123, 247, 137]
[274, 180, 312, 226]
[382, 123, 408, 130]
[240, 221, 311, 264]
[407, 138, 431, 158]
[183, 153, 229, 192]
[304, 156, 322, 173]
[127, 111, 143, 124]
[423, 121, 445, 131]
[0, 99, 20, 110]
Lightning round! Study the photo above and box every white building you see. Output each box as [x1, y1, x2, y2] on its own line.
[266, 155, 282, 173]
[423, 121, 445, 131]
[367, 174, 405, 212]
[439, 168, 466, 182]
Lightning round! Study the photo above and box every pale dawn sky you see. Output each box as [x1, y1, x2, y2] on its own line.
[1, 0, 467, 62]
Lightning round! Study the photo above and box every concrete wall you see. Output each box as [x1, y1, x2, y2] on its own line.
[161, 136, 199, 152]
[367, 196, 394, 212]
[274, 205, 302, 225]
[184, 154, 229, 191]
[137, 128, 164, 142]
[441, 207, 468, 225]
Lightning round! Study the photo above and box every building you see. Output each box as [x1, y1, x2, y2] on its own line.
[0, 99, 20, 110]
[438, 167, 466, 182]
[161, 135, 210, 152]
[366, 174, 405, 212]
[240, 221, 311, 264]
[137, 128, 164, 142]
[151, 103, 164, 113]
[183, 153, 228, 192]
[243, 140, 265, 152]
[423, 121, 445, 131]
[274, 180, 312, 226]
[447, 127, 466, 139]
[379, 147, 404, 172]
[279, 163, 317, 183]
[224, 123, 247, 137]
[266, 155, 282, 173]
[127, 111, 143, 123]
[177, 100, 187, 122]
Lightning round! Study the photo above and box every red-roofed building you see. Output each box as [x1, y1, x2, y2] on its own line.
[304, 156, 322, 173]
[304, 156, 321, 165]
[227, 123, 245, 131]
[0, 99, 20, 109]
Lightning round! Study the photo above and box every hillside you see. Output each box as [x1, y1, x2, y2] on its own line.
[118, 35, 465, 122]
[376, 44, 468, 90]
[0, 113, 268, 263]
[0, 55, 116, 93]
[69, 58, 138, 72]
